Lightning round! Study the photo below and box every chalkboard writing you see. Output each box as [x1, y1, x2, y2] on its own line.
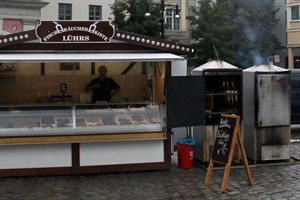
[211, 115, 237, 164]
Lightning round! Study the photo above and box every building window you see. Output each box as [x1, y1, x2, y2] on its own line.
[291, 6, 300, 21]
[59, 3, 72, 20]
[166, 8, 179, 31]
[89, 5, 102, 20]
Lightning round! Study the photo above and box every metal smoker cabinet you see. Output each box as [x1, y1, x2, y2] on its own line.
[243, 65, 291, 162]
[192, 68, 243, 162]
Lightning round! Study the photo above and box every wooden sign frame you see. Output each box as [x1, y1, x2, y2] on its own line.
[204, 114, 253, 193]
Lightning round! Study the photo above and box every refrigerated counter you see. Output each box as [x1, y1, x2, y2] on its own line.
[0, 103, 164, 136]
[0, 103, 170, 177]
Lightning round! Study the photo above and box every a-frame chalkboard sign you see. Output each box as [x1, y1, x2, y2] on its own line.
[204, 114, 253, 193]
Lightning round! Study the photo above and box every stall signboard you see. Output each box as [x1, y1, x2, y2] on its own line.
[36, 21, 114, 43]
[211, 116, 236, 164]
[204, 114, 253, 193]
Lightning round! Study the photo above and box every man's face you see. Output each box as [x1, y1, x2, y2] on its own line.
[99, 67, 107, 77]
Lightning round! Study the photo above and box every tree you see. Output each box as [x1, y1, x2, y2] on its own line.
[187, 0, 282, 68]
[110, 0, 162, 37]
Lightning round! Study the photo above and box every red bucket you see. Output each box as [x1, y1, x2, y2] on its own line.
[177, 143, 194, 169]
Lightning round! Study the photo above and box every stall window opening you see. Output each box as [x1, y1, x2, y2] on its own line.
[59, 3, 72, 20]
[89, 5, 102, 20]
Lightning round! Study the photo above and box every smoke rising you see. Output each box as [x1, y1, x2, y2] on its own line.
[233, 0, 278, 68]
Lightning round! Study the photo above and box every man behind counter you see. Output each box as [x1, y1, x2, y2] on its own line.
[85, 65, 120, 103]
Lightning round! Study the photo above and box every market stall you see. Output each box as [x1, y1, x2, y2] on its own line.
[0, 21, 193, 177]
[191, 60, 243, 162]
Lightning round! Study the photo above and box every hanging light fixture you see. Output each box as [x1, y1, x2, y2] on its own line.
[144, 0, 180, 38]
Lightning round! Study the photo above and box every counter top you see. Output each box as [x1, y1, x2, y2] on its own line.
[0, 101, 155, 109]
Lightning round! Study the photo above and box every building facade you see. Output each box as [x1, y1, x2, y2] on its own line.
[0, 0, 192, 44]
[0, 0, 48, 35]
[40, 0, 192, 44]
[156, 0, 195, 44]
[286, 0, 300, 69]
[41, 0, 114, 21]
[274, 0, 287, 68]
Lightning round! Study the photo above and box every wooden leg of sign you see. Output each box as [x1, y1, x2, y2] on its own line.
[204, 160, 214, 186]
[221, 162, 232, 193]
[237, 127, 253, 186]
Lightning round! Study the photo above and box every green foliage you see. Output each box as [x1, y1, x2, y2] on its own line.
[111, 0, 161, 37]
[187, 0, 282, 68]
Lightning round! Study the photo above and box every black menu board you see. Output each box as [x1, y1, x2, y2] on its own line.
[211, 115, 237, 164]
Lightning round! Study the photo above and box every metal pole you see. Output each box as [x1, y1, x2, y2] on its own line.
[161, 0, 165, 38]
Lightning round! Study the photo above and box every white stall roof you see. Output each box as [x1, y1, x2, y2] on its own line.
[0, 53, 185, 63]
[192, 60, 239, 75]
[244, 64, 289, 72]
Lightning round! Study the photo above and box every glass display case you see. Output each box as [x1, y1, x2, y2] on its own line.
[0, 103, 164, 137]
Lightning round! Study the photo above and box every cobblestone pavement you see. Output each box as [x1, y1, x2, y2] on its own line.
[0, 143, 300, 200]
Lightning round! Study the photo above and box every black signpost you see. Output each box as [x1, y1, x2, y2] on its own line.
[204, 114, 253, 193]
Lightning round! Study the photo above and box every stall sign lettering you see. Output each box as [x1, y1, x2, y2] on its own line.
[211, 116, 236, 164]
[36, 21, 114, 43]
